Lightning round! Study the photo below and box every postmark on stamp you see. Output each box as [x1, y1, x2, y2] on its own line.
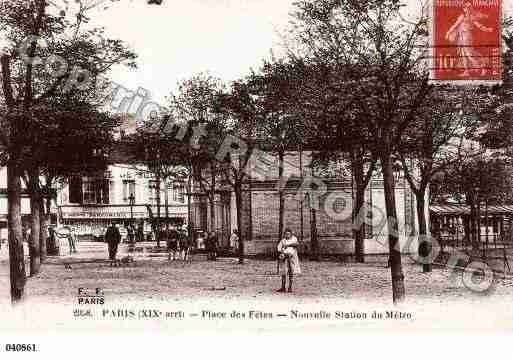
[431, 0, 502, 84]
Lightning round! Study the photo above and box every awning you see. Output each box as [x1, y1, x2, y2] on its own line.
[430, 204, 513, 216]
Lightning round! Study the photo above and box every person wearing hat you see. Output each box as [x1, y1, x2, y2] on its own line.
[105, 222, 121, 265]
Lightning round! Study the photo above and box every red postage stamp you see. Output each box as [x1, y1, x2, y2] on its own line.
[431, 0, 502, 83]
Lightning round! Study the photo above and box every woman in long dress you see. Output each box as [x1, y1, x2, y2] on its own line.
[229, 229, 239, 252]
[445, 1, 493, 77]
[277, 228, 301, 293]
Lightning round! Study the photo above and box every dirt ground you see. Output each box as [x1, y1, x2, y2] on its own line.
[1, 241, 513, 330]
[1, 240, 512, 303]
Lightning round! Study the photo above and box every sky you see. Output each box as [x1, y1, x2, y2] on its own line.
[90, 0, 296, 104]
[3, 0, 512, 107]
[89, 0, 513, 106]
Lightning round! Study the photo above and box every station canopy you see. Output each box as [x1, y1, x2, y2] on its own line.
[430, 204, 513, 216]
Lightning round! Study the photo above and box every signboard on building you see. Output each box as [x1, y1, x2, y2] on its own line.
[431, 0, 502, 84]
[60, 205, 148, 219]
[59, 205, 188, 219]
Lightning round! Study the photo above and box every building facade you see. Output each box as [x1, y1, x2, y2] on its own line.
[191, 150, 426, 257]
[57, 164, 189, 239]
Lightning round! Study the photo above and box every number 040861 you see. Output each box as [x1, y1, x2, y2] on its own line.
[5, 344, 37, 352]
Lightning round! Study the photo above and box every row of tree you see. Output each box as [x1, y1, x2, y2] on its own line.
[3, 0, 513, 305]
[124, 0, 513, 304]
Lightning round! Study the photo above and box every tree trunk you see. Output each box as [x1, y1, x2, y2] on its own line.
[310, 204, 319, 261]
[235, 183, 244, 264]
[165, 179, 169, 231]
[469, 200, 478, 250]
[351, 151, 374, 263]
[463, 215, 470, 245]
[8, 163, 26, 304]
[278, 150, 285, 248]
[29, 188, 41, 276]
[39, 198, 49, 262]
[209, 163, 216, 233]
[353, 184, 366, 263]
[156, 175, 161, 247]
[187, 169, 193, 239]
[299, 148, 304, 242]
[415, 190, 431, 272]
[474, 201, 481, 251]
[381, 155, 406, 304]
[209, 194, 215, 233]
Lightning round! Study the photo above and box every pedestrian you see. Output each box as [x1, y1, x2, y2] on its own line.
[137, 223, 144, 243]
[167, 227, 179, 261]
[47, 226, 60, 255]
[229, 229, 239, 252]
[277, 228, 301, 293]
[178, 229, 190, 261]
[205, 232, 212, 259]
[196, 231, 206, 250]
[206, 232, 218, 261]
[68, 226, 77, 254]
[25, 227, 31, 244]
[127, 224, 135, 245]
[105, 222, 121, 266]
[54, 226, 74, 254]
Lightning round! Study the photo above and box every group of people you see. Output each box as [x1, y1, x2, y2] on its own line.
[46, 225, 77, 255]
[103, 223, 225, 263]
[102, 221, 301, 293]
[25, 220, 301, 292]
[164, 227, 193, 261]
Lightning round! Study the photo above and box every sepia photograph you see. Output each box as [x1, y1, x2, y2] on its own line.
[0, 0, 513, 351]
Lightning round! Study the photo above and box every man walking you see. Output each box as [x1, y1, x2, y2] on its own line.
[176, 228, 188, 261]
[206, 232, 218, 261]
[105, 222, 121, 266]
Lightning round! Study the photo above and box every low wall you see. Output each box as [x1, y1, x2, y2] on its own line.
[244, 234, 419, 257]
[245, 237, 354, 256]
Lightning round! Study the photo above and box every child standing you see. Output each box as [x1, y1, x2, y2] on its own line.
[277, 228, 301, 293]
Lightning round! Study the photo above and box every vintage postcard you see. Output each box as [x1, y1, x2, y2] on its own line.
[1, 0, 513, 354]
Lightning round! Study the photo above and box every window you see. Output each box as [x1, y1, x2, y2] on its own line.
[102, 180, 110, 204]
[123, 180, 136, 202]
[148, 180, 159, 204]
[69, 177, 83, 204]
[83, 178, 96, 204]
[172, 183, 185, 203]
[82, 178, 110, 204]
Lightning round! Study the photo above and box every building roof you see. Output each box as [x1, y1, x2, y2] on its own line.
[430, 204, 513, 216]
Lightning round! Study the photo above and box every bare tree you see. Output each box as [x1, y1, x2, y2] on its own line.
[288, 0, 431, 303]
[399, 87, 480, 272]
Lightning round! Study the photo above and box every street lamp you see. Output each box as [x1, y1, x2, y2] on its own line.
[128, 193, 135, 249]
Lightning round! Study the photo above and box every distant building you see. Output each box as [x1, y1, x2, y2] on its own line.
[56, 163, 188, 239]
